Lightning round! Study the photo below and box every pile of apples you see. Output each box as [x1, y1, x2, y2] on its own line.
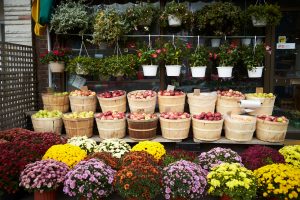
[128, 90, 156, 99]
[128, 112, 157, 120]
[53, 92, 68, 96]
[159, 90, 184, 96]
[257, 115, 288, 123]
[63, 111, 94, 119]
[32, 110, 62, 118]
[98, 90, 125, 98]
[160, 112, 190, 120]
[70, 90, 96, 96]
[248, 93, 275, 98]
[193, 112, 222, 121]
[95, 111, 125, 120]
[217, 89, 245, 98]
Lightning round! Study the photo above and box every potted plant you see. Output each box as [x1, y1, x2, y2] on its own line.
[189, 46, 209, 78]
[66, 56, 96, 75]
[40, 49, 70, 73]
[131, 141, 166, 161]
[241, 44, 271, 78]
[86, 152, 120, 170]
[160, 1, 192, 28]
[137, 48, 163, 76]
[67, 136, 98, 154]
[92, 8, 126, 45]
[114, 164, 161, 199]
[247, 3, 282, 27]
[63, 158, 116, 199]
[254, 164, 300, 200]
[197, 147, 242, 171]
[279, 145, 300, 168]
[241, 145, 285, 170]
[195, 2, 242, 47]
[121, 151, 158, 168]
[42, 144, 87, 168]
[216, 43, 239, 78]
[162, 149, 197, 166]
[162, 160, 207, 200]
[123, 4, 158, 32]
[20, 159, 69, 200]
[50, 1, 90, 34]
[95, 138, 131, 158]
[162, 41, 189, 77]
[207, 163, 257, 200]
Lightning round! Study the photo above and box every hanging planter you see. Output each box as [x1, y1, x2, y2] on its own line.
[241, 38, 252, 46]
[142, 65, 158, 76]
[247, 4, 282, 27]
[191, 66, 206, 78]
[251, 16, 267, 27]
[248, 66, 264, 78]
[217, 66, 233, 78]
[211, 39, 221, 47]
[166, 65, 181, 76]
[49, 61, 65, 73]
[168, 15, 182, 27]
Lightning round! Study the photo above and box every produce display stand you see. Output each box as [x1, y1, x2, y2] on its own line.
[85, 135, 182, 143]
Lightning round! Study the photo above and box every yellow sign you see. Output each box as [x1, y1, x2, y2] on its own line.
[278, 36, 286, 43]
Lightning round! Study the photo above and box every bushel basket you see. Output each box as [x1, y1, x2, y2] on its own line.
[42, 93, 69, 113]
[95, 117, 126, 139]
[127, 117, 158, 140]
[63, 116, 94, 138]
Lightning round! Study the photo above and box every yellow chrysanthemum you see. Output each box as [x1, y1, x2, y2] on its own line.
[131, 141, 166, 161]
[279, 145, 300, 168]
[43, 144, 87, 168]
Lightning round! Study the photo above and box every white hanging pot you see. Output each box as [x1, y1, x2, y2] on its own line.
[211, 39, 221, 48]
[251, 16, 267, 27]
[248, 66, 264, 78]
[191, 66, 207, 78]
[241, 38, 252, 46]
[142, 65, 158, 76]
[166, 65, 181, 76]
[49, 61, 65, 73]
[168, 15, 182, 27]
[217, 66, 233, 78]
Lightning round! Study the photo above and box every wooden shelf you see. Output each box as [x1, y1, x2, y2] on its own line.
[193, 136, 284, 146]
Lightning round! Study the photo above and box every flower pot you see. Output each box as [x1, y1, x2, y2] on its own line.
[166, 65, 181, 76]
[248, 66, 264, 78]
[211, 39, 221, 47]
[49, 62, 64, 73]
[191, 66, 206, 78]
[168, 15, 182, 27]
[241, 38, 251, 46]
[34, 190, 56, 200]
[217, 66, 233, 78]
[251, 16, 267, 27]
[142, 65, 158, 76]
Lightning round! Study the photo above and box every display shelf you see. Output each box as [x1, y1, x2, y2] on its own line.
[193, 137, 284, 146]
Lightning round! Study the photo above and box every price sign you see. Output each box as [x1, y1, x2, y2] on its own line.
[69, 75, 86, 89]
[276, 43, 296, 49]
[194, 89, 201, 96]
[167, 85, 175, 91]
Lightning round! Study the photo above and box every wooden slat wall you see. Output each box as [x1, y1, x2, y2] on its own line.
[0, 42, 37, 130]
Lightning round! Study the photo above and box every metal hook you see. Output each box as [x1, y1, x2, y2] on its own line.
[148, 34, 151, 49]
[197, 35, 200, 48]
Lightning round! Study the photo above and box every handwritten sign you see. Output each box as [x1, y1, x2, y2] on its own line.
[69, 75, 86, 89]
[167, 85, 175, 91]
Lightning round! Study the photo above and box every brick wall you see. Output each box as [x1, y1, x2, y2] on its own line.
[4, 0, 32, 46]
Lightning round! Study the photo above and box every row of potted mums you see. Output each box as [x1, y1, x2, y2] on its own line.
[6, 131, 298, 200]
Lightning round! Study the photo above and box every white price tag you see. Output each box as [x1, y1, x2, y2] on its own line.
[69, 75, 86, 89]
[167, 85, 175, 91]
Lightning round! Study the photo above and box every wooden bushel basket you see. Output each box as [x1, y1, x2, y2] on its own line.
[127, 117, 158, 140]
[192, 118, 224, 141]
[31, 116, 63, 135]
[216, 96, 245, 115]
[256, 118, 288, 142]
[62, 116, 94, 138]
[69, 95, 97, 112]
[158, 93, 186, 113]
[95, 117, 126, 139]
[98, 93, 126, 113]
[224, 114, 256, 141]
[42, 93, 69, 113]
[127, 90, 157, 114]
[245, 95, 276, 116]
[187, 93, 217, 115]
[160, 117, 191, 140]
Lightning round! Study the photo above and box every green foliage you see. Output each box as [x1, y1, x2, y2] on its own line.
[195, 2, 242, 36]
[40, 49, 70, 64]
[50, 2, 90, 34]
[247, 3, 282, 26]
[162, 41, 189, 65]
[123, 4, 158, 32]
[217, 43, 239, 66]
[92, 9, 126, 45]
[160, 1, 193, 28]
[240, 44, 267, 70]
[189, 46, 209, 67]
[66, 56, 97, 75]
